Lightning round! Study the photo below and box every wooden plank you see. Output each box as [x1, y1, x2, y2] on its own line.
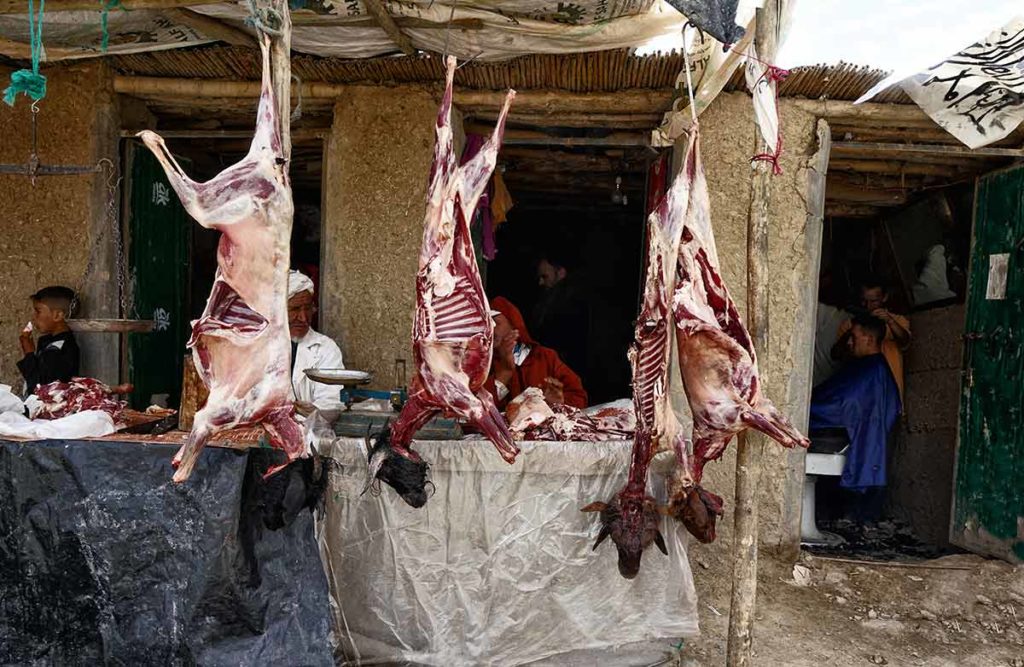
[833, 141, 1024, 159]
[164, 8, 255, 47]
[361, 0, 415, 56]
[728, 4, 782, 665]
[825, 202, 884, 218]
[68, 319, 156, 333]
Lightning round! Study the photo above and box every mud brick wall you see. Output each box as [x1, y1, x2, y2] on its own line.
[320, 85, 464, 388]
[889, 304, 965, 547]
[0, 63, 120, 389]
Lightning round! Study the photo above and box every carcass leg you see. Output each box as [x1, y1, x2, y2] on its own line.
[172, 421, 211, 483]
[262, 408, 308, 479]
[473, 390, 520, 463]
[741, 403, 810, 449]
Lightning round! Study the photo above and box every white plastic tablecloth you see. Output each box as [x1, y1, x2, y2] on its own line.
[316, 436, 698, 666]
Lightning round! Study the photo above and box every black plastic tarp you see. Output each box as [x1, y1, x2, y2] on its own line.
[663, 0, 745, 45]
[0, 439, 333, 666]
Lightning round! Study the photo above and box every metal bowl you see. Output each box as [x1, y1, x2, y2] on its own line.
[303, 368, 372, 385]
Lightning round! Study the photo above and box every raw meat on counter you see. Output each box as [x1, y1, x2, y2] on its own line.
[137, 33, 303, 483]
[31, 377, 129, 421]
[366, 56, 517, 509]
[582, 130, 694, 579]
[666, 131, 809, 543]
[505, 388, 634, 442]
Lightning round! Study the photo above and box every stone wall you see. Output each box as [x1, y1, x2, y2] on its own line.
[669, 93, 824, 569]
[889, 304, 965, 547]
[320, 85, 462, 388]
[0, 62, 120, 389]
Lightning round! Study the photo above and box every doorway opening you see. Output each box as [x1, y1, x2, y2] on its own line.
[802, 119, 1023, 561]
[485, 134, 653, 405]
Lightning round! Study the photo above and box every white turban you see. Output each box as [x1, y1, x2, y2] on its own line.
[288, 270, 315, 299]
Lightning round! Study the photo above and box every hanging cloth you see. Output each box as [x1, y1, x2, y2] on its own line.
[459, 134, 498, 260]
[490, 168, 514, 227]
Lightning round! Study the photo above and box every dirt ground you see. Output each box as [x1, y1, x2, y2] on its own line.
[673, 551, 1024, 666]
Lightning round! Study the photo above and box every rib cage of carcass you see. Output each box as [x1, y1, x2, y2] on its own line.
[137, 32, 304, 483]
[366, 56, 518, 509]
[582, 130, 696, 580]
[586, 129, 809, 578]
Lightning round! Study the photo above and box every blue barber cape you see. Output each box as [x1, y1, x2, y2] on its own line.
[809, 354, 901, 490]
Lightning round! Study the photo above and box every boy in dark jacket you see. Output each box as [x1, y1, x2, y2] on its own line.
[17, 286, 80, 394]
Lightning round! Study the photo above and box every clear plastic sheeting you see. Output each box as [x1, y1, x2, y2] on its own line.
[316, 436, 698, 666]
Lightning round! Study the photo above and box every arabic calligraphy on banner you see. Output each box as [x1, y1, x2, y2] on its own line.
[901, 17, 1024, 149]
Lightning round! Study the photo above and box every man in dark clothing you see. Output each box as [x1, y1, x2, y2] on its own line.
[530, 255, 591, 394]
[17, 286, 81, 395]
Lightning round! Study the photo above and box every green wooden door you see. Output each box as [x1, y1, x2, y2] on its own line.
[126, 145, 192, 410]
[951, 165, 1024, 562]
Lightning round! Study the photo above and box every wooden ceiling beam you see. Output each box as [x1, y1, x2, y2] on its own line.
[465, 125, 648, 147]
[470, 112, 663, 130]
[360, 0, 415, 56]
[824, 182, 907, 206]
[790, 100, 935, 125]
[824, 202, 883, 218]
[163, 8, 255, 47]
[833, 141, 1024, 159]
[827, 158, 970, 177]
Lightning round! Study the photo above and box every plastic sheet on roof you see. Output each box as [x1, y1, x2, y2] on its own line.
[0, 0, 687, 61]
[0, 10, 214, 60]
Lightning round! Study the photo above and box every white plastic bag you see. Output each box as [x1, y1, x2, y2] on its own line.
[0, 410, 115, 440]
[0, 385, 24, 415]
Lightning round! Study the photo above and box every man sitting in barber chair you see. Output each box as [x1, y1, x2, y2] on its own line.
[810, 314, 902, 522]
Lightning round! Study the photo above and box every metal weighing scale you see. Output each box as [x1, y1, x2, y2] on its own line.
[304, 359, 461, 440]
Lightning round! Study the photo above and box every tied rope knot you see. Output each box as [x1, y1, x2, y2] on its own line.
[245, 0, 284, 36]
[749, 64, 790, 176]
[4, 0, 46, 106]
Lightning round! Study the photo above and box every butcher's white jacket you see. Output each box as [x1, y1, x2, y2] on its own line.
[291, 329, 345, 411]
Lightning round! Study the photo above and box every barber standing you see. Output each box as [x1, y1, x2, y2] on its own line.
[288, 270, 345, 413]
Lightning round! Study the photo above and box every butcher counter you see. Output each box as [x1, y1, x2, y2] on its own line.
[0, 436, 333, 665]
[315, 435, 699, 666]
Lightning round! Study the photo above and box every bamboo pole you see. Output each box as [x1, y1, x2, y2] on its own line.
[111, 76, 674, 113]
[726, 2, 782, 665]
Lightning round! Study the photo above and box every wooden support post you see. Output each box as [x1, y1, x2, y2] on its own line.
[268, 0, 291, 159]
[727, 2, 782, 665]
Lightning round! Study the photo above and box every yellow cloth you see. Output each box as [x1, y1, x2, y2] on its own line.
[491, 169, 514, 226]
[837, 313, 911, 401]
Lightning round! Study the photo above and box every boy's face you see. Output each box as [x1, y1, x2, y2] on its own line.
[31, 301, 64, 334]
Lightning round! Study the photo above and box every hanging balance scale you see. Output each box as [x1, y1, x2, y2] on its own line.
[0, 103, 155, 334]
[304, 359, 461, 440]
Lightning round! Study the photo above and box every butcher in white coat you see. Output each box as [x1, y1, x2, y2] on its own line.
[288, 270, 345, 413]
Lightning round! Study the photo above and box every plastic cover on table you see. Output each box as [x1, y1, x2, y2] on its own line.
[316, 436, 698, 666]
[0, 439, 333, 665]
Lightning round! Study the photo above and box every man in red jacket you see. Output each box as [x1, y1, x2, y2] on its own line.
[485, 297, 588, 409]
